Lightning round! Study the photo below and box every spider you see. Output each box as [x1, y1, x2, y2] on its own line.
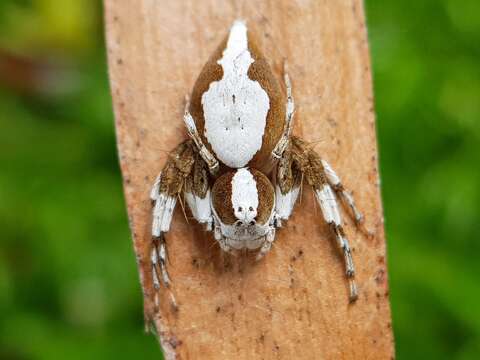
[150, 20, 365, 303]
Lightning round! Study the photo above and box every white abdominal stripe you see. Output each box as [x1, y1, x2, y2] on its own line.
[201, 20, 270, 168]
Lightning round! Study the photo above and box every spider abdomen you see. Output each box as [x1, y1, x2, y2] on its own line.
[189, 20, 286, 173]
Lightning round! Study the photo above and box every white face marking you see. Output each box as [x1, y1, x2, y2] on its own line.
[211, 201, 272, 248]
[211, 204, 272, 249]
[231, 168, 258, 223]
[202, 20, 270, 168]
[210, 168, 276, 249]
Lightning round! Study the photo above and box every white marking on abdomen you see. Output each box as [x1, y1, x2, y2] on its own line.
[202, 20, 270, 168]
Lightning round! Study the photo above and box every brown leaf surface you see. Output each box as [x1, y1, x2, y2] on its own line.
[105, 1, 394, 359]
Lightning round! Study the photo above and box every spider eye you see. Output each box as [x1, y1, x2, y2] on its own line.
[249, 221, 255, 226]
[249, 206, 254, 211]
[238, 206, 243, 212]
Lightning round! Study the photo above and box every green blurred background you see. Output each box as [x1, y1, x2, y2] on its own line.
[0, 1, 479, 359]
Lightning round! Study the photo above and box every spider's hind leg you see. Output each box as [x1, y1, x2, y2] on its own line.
[291, 137, 360, 302]
[150, 139, 203, 310]
[321, 159, 364, 226]
[314, 184, 358, 302]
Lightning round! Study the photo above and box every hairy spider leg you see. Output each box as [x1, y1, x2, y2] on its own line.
[290, 136, 360, 302]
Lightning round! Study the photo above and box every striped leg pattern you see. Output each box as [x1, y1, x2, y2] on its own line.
[150, 140, 211, 307]
[290, 136, 362, 302]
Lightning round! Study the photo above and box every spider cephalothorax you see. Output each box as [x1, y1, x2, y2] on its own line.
[150, 20, 364, 303]
[211, 168, 275, 251]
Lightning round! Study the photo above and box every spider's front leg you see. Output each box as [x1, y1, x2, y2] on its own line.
[272, 61, 295, 160]
[274, 144, 302, 225]
[255, 226, 276, 261]
[183, 95, 219, 175]
[291, 137, 364, 302]
[150, 140, 211, 308]
[252, 147, 301, 261]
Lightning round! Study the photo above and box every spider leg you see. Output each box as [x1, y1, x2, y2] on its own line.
[256, 226, 276, 261]
[184, 150, 214, 230]
[321, 159, 364, 225]
[150, 139, 206, 309]
[314, 184, 358, 302]
[183, 95, 219, 175]
[275, 145, 301, 223]
[151, 234, 171, 289]
[212, 218, 236, 255]
[291, 136, 359, 302]
[272, 60, 295, 159]
[255, 147, 300, 261]
[150, 235, 178, 311]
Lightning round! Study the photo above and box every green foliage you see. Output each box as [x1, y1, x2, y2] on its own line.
[0, 0, 478, 359]
[366, 1, 480, 358]
[0, 1, 159, 359]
